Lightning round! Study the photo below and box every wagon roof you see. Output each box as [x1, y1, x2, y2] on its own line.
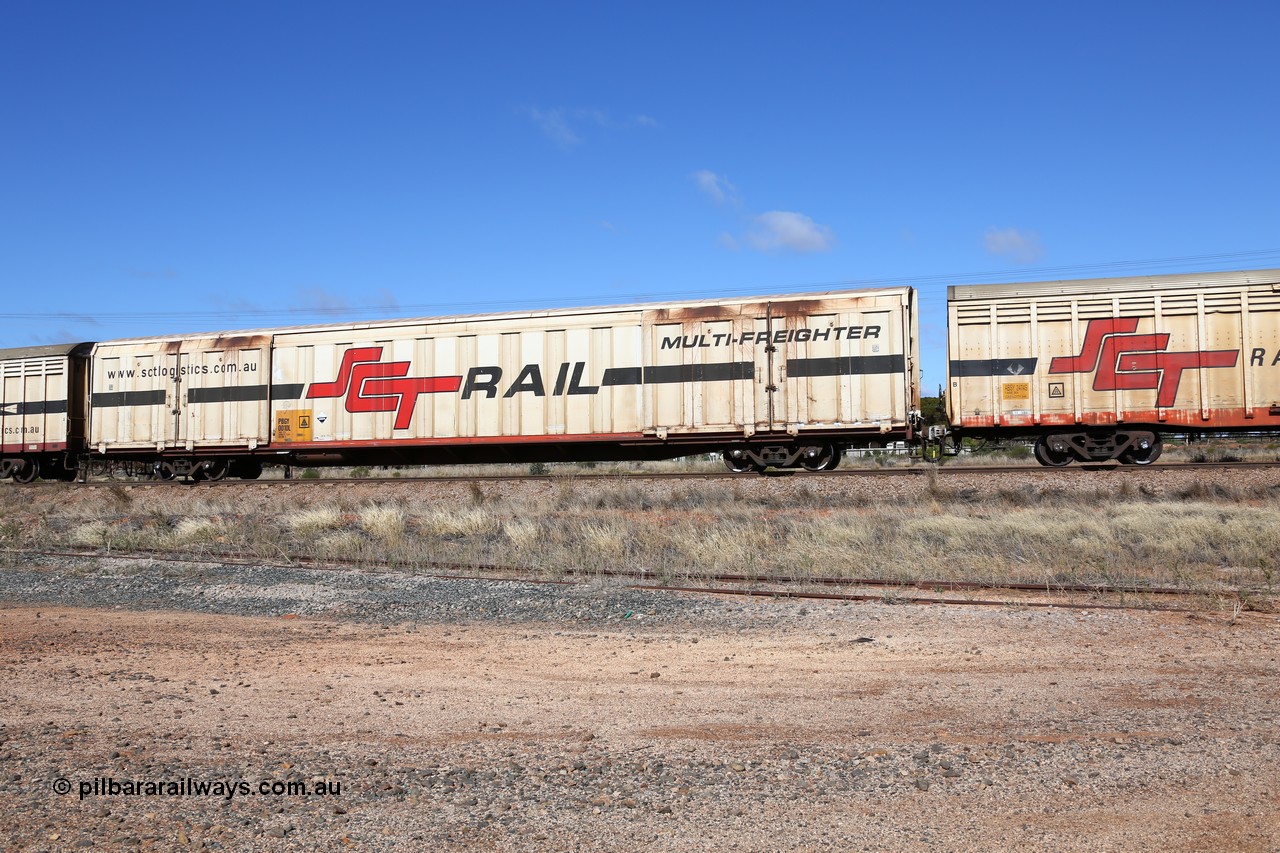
[87, 285, 915, 347]
[947, 267, 1280, 301]
[0, 342, 94, 361]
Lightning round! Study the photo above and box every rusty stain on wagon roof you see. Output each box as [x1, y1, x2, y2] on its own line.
[648, 297, 874, 324]
[207, 334, 271, 350]
[87, 286, 912, 347]
[649, 303, 755, 323]
[156, 334, 269, 354]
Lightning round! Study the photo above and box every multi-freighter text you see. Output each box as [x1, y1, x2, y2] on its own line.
[661, 326, 881, 349]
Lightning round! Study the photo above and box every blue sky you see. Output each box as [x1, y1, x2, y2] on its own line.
[3, 1, 1278, 390]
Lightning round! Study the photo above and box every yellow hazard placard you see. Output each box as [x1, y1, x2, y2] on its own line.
[275, 410, 313, 442]
[1002, 382, 1030, 401]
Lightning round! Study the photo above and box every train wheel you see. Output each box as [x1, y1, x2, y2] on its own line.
[153, 461, 177, 481]
[1033, 436, 1073, 468]
[200, 460, 230, 482]
[11, 459, 38, 484]
[799, 443, 837, 472]
[0, 459, 13, 479]
[1120, 436, 1162, 466]
[722, 449, 756, 473]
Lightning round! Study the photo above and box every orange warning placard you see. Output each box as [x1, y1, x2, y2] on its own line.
[275, 410, 313, 442]
[1002, 382, 1030, 401]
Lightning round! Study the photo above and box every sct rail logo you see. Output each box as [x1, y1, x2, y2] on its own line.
[307, 347, 461, 429]
[1048, 318, 1238, 407]
[304, 348, 609, 431]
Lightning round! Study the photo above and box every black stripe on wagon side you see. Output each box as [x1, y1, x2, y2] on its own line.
[0, 400, 69, 416]
[91, 390, 167, 408]
[88, 384, 308, 406]
[188, 385, 269, 403]
[601, 362, 755, 386]
[187, 383, 305, 403]
[949, 358, 1039, 377]
[786, 354, 906, 377]
[645, 362, 755, 384]
[601, 367, 643, 386]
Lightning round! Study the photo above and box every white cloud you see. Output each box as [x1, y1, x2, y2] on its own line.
[693, 170, 736, 205]
[747, 211, 835, 254]
[528, 108, 581, 148]
[983, 227, 1044, 263]
[527, 107, 656, 148]
[694, 173, 835, 253]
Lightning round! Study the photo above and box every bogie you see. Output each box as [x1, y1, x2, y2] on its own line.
[1030, 430, 1165, 467]
[723, 442, 846, 474]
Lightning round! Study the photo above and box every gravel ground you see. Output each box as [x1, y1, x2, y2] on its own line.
[1, 552, 1278, 851]
[0, 555, 734, 626]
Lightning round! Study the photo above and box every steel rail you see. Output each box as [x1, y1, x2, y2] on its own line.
[7, 458, 1280, 490]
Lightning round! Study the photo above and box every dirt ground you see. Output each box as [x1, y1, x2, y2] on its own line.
[1, 593, 1276, 851]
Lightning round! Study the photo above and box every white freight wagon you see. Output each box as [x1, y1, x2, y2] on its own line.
[0, 343, 91, 482]
[88, 333, 276, 479]
[82, 287, 920, 476]
[947, 268, 1280, 465]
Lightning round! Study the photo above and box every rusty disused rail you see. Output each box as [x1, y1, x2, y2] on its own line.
[625, 583, 1192, 612]
[4, 546, 1259, 614]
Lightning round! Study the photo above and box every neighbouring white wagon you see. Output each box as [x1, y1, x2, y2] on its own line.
[948, 268, 1280, 465]
[0, 342, 91, 482]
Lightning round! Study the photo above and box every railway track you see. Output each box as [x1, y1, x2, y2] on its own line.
[4, 546, 1256, 614]
[8, 458, 1280, 489]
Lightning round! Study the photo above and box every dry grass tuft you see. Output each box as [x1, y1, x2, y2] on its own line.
[287, 505, 343, 537]
[576, 521, 629, 562]
[418, 508, 501, 538]
[313, 531, 367, 562]
[683, 525, 776, 574]
[70, 521, 114, 548]
[359, 505, 405, 543]
[171, 517, 226, 545]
